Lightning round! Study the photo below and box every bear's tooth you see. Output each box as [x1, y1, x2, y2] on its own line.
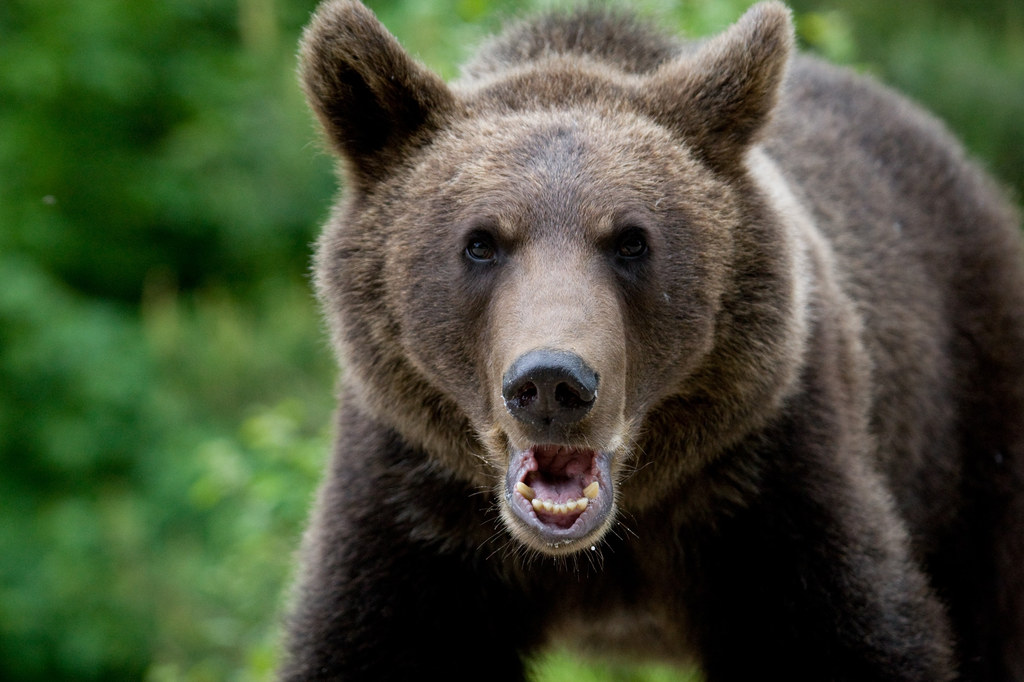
[516, 481, 536, 500]
[583, 481, 600, 499]
[577, 497, 588, 510]
[531, 498, 543, 511]
[542, 500, 554, 512]
[555, 503, 567, 514]
[565, 498, 578, 511]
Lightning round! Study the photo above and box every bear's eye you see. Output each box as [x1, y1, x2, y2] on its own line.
[465, 234, 498, 263]
[615, 229, 648, 260]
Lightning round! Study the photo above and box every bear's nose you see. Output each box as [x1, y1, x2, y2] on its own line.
[502, 349, 599, 428]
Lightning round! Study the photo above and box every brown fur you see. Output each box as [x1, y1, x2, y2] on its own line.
[284, 2, 1024, 680]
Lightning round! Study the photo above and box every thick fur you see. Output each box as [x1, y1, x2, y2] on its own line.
[284, 2, 1024, 680]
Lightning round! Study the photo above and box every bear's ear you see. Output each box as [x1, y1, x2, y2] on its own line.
[299, 0, 457, 188]
[642, 1, 793, 172]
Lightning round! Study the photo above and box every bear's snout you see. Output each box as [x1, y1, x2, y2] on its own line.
[501, 349, 599, 430]
[496, 347, 622, 553]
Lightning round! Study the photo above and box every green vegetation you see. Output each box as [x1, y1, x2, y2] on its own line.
[1, 0, 1020, 680]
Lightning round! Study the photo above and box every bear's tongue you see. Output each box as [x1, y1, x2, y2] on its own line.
[515, 444, 600, 530]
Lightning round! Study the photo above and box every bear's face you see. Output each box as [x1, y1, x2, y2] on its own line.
[382, 110, 735, 551]
[302, 0, 795, 554]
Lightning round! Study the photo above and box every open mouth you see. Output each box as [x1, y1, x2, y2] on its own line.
[504, 444, 614, 551]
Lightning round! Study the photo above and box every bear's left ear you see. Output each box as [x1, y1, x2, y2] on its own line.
[642, 1, 793, 172]
[299, 0, 457, 188]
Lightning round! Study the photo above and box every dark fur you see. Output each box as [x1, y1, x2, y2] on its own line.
[284, 2, 1024, 679]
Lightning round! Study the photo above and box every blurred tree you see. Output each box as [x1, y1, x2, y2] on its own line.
[1, 0, 337, 679]
[789, 0, 1024, 203]
[0, 0, 335, 303]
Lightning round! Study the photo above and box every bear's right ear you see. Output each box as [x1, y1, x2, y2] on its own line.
[299, 0, 457, 188]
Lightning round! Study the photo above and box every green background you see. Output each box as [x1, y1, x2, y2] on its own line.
[1, 0, 1021, 679]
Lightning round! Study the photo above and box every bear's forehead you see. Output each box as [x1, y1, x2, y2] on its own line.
[425, 108, 696, 190]
[386, 109, 728, 248]
[409, 117, 670, 229]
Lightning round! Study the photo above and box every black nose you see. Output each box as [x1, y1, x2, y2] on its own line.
[502, 349, 599, 428]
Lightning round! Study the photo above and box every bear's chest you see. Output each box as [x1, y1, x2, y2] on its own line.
[546, 579, 697, 664]
[527, 524, 698, 664]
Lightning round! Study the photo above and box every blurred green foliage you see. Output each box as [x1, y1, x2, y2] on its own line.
[0, 0, 1020, 680]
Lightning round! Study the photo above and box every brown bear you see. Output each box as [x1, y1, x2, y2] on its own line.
[282, 1, 1024, 680]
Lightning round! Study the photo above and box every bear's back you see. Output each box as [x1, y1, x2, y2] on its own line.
[458, 7, 681, 82]
[768, 56, 1024, 530]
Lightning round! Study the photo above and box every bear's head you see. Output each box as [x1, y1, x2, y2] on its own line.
[301, 1, 804, 555]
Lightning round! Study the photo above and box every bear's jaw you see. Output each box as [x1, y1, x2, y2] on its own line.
[503, 444, 614, 552]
